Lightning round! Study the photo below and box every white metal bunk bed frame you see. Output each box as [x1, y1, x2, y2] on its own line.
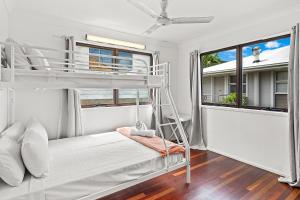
[0, 41, 191, 199]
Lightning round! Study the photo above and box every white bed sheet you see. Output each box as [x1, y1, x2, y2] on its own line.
[0, 131, 184, 200]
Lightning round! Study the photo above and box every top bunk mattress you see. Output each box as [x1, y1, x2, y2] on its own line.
[0, 131, 184, 200]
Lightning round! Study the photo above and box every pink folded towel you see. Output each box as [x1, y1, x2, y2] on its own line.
[116, 127, 185, 157]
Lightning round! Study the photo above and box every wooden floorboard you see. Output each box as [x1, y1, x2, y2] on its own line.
[99, 150, 300, 200]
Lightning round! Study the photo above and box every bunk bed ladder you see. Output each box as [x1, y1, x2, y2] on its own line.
[151, 63, 191, 184]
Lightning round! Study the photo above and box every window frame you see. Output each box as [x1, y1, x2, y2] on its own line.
[200, 34, 290, 112]
[76, 42, 153, 108]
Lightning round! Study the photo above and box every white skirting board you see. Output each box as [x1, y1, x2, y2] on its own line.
[207, 147, 290, 178]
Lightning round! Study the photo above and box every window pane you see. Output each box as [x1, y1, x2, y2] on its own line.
[89, 48, 113, 71]
[202, 48, 237, 105]
[229, 85, 236, 93]
[100, 49, 113, 64]
[243, 85, 247, 94]
[275, 94, 288, 109]
[242, 36, 290, 109]
[118, 89, 149, 104]
[276, 71, 288, 81]
[118, 51, 133, 71]
[276, 83, 288, 93]
[80, 89, 114, 107]
[229, 76, 236, 83]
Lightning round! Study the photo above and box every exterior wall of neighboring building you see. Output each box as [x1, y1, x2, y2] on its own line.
[202, 66, 288, 107]
[247, 72, 256, 106]
[259, 71, 272, 107]
[214, 76, 225, 103]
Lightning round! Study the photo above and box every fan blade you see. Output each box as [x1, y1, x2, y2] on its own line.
[127, 0, 159, 19]
[171, 16, 214, 24]
[144, 24, 161, 34]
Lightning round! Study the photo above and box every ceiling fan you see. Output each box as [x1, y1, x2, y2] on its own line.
[127, 0, 214, 34]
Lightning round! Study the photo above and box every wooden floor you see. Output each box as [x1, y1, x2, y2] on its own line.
[99, 150, 300, 200]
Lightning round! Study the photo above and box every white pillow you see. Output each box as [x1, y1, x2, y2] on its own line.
[21, 119, 49, 178]
[0, 122, 25, 141]
[5, 38, 31, 70]
[24, 47, 50, 70]
[0, 137, 25, 186]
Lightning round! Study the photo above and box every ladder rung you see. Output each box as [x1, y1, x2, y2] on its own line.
[159, 122, 177, 126]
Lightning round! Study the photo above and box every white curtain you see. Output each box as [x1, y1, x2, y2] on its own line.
[279, 24, 300, 186]
[63, 36, 83, 138]
[189, 50, 206, 150]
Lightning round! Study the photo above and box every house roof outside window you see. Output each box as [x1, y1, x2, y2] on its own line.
[203, 46, 289, 75]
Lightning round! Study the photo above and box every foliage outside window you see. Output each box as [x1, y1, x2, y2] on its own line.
[201, 35, 290, 112]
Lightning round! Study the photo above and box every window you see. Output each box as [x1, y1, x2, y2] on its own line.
[201, 34, 290, 111]
[228, 75, 246, 94]
[275, 71, 288, 108]
[118, 89, 149, 105]
[80, 89, 114, 107]
[77, 42, 152, 107]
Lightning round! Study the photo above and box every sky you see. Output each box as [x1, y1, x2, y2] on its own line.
[217, 36, 291, 62]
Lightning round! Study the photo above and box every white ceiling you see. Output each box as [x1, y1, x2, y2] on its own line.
[12, 0, 300, 43]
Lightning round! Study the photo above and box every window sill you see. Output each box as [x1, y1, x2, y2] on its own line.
[201, 105, 288, 117]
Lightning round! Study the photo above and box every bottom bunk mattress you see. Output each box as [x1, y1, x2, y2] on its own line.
[0, 131, 184, 200]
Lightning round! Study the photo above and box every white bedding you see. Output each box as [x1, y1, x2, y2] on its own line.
[0, 131, 184, 200]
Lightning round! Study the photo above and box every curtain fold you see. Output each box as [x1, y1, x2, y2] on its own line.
[189, 50, 206, 150]
[63, 36, 83, 138]
[279, 24, 300, 186]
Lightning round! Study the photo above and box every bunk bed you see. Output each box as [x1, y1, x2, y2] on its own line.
[0, 40, 190, 200]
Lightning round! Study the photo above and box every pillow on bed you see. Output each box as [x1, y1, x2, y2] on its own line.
[21, 118, 49, 178]
[5, 38, 31, 70]
[0, 122, 26, 141]
[0, 124, 26, 187]
[24, 47, 50, 70]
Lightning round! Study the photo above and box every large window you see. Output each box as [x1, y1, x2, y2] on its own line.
[201, 35, 290, 111]
[76, 42, 152, 107]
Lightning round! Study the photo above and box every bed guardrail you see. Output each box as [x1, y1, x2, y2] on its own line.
[0, 41, 169, 88]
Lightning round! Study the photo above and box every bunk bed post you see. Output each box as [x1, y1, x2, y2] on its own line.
[8, 46, 16, 126]
[165, 62, 191, 184]
[10, 46, 15, 82]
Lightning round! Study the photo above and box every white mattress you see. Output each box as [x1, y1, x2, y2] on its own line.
[0, 131, 183, 200]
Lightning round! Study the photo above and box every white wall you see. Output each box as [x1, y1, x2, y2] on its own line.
[8, 11, 178, 138]
[82, 105, 152, 135]
[14, 89, 63, 139]
[203, 106, 290, 176]
[176, 10, 300, 177]
[0, 0, 9, 40]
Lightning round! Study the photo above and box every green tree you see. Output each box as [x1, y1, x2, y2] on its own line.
[202, 53, 223, 68]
